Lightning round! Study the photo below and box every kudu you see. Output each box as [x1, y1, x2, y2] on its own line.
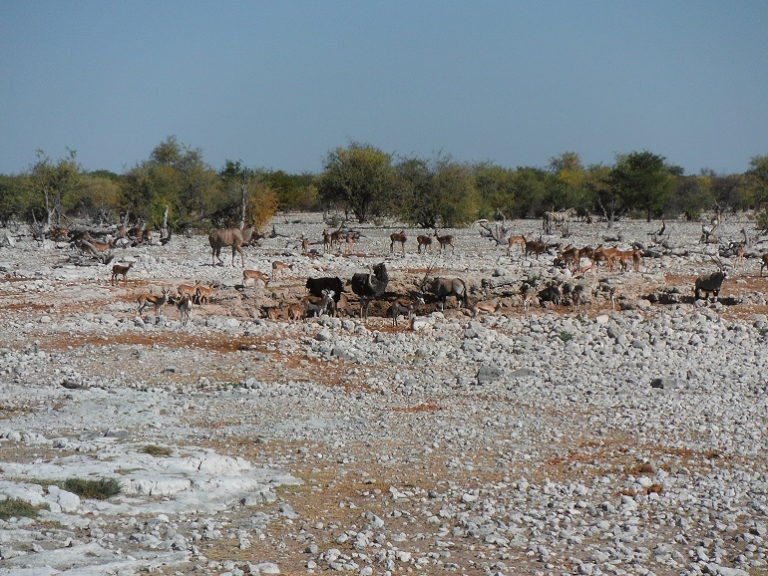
[209, 226, 257, 267]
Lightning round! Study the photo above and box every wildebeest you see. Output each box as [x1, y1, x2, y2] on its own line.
[350, 262, 389, 320]
[209, 226, 258, 267]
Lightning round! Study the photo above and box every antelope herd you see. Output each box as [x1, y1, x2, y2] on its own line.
[66, 216, 768, 328]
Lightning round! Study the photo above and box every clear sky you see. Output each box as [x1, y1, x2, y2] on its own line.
[1, 1, 766, 177]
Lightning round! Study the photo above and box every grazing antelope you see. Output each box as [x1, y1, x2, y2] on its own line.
[137, 287, 170, 315]
[434, 230, 455, 255]
[176, 295, 193, 326]
[177, 280, 201, 300]
[195, 283, 216, 305]
[288, 303, 303, 323]
[473, 300, 503, 315]
[301, 237, 310, 256]
[79, 234, 113, 254]
[522, 287, 538, 311]
[333, 292, 351, 317]
[390, 230, 407, 255]
[261, 306, 279, 321]
[271, 261, 292, 281]
[386, 293, 425, 326]
[524, 239, 548, 259]
[243, 270, 269, 287]
[110, 262, 133, 284]
[386, 301, 414, 326]
[416, 234, 433, 254]
[593, 245, 618, 272]
[506, 234, 527, 255]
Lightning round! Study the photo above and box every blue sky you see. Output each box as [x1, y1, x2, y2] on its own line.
[1, 1, 766, 176]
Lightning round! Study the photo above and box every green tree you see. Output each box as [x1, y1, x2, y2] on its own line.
[317, 143, 394, 223]
[509, 167, 549, 218]
[121, 137, 218, 229]
[219, 161, 278, 229]
[745, 154, 768, 229]
[75, 172, 121, 222]
[430, 158, 479, 227]
[668, 174, 713, 220]
[610, 151, 675, 222]
[473, 162, 517, 220]
[547, 152, 593, 218]
[0, 174, 31, 225]
[28, 149, 80, 227]
[392, 156, 436, 227]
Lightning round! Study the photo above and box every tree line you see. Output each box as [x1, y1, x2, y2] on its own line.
[1, 136, 767, 232]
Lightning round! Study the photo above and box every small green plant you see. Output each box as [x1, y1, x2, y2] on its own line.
[140, 445, 172, 457]
[0, 497, 48, 520]
[61, 478, 121, 500]
[558, 331, 574, 343]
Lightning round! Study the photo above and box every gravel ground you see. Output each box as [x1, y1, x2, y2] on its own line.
[1, 214, 768, 576]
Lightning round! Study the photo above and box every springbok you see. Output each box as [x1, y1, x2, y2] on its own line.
[271, 261, 292, 281]
[176, 295, 193, 326]
[434, 230, 455, 255]
[329, 229, 344, 251]
[416, 234, 432, 254]
[177, 281, 201, 300]
[301, 238, 310, 256]
[137, 287, 170, 315]
[195, 283, 216, 305]
[208, 226, 257, 267]
[111, 262, 133, 284]
[243, 270, 269, 287]
[322, 229, 332, 252]
[344, 233, 356, 255]
[288, 304, 303, 323]
[390, 230, 407, 255]
[506, 234, 527, 255]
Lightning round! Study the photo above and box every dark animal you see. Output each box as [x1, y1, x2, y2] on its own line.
[538, 284, 562, 306]
[694, 269, 728, 303]
[209, 226, 257, 267]
[305, 276, 344, 315]
[524, 240, 548, 259]
[350, 262, 389, 320]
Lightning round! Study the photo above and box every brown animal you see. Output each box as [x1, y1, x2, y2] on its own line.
[524, 239, 548, 259]
[761, 253, 768, 276]
[416, 234, 433, 254]
[243, 270, 269, 287]
[301, 238, 310, 256]
[271, 261, 292, 281]
[80, 233, 113, 254]
[50, 227, 69, 242]
[137, 287, 170, 315]
[344, 233, 356, 255]
[506, 234, 527, 255]
[322, 229, 332, 252]
[330, 229, 344, 251]
[195, 283, 216, 305]
[111, 262, 133, 284]
[390, 230, 407, 255]
[177, 281, 201, 300]
[208, 226, 257, 267]
[288, 304, 303, 323]
[593, 245, 618, 272]
[261, 306, 279, 321]
[434, 230, 455, 255]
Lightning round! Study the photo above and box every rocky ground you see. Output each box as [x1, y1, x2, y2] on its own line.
[2, 214, 768, 576]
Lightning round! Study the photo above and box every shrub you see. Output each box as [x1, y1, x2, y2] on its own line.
[61, 478, 121, 500]
[0, 497, 48, 520]
[140, 445, 172, 457]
